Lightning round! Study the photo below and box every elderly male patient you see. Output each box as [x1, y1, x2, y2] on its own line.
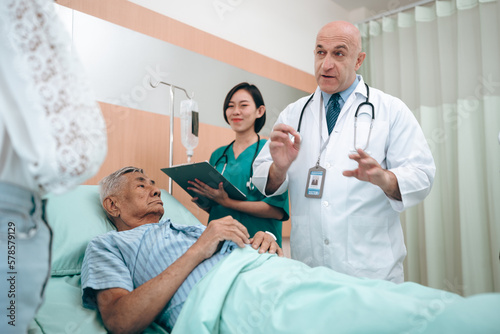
[82, 167, 499, 334]
[81, 166, 281, 333]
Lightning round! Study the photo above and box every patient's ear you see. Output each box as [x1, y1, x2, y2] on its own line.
[103, 196, 120, 218]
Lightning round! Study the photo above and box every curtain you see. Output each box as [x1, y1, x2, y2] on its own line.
[357, 0, 500, 296]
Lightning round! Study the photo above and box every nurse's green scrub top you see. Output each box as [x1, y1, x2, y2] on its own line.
[209, 139, 289, 247]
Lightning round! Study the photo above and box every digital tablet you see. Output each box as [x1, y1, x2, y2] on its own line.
[161, 161, 246, 208]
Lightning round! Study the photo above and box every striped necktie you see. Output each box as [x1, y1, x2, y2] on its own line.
[326, 93, 341, 134]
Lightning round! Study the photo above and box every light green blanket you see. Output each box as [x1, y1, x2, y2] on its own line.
[173, 246, 500, 334]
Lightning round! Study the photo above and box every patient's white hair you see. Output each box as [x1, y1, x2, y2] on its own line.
[99, 166, 144, 204]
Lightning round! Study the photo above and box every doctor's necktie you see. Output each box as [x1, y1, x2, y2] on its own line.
[326, 93, 341, 134]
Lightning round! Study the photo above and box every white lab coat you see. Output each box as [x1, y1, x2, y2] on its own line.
[253, 76, 435, 283]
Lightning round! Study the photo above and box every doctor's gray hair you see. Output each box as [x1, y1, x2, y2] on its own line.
[99, 166, 144, 204]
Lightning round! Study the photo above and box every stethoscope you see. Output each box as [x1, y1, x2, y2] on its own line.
[297, 83, 375, 152]
[214, 134, 261, 191]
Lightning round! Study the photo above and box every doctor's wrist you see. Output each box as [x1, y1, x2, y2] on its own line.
[380, 170, 402, 201]
[266, 164, 287, 194]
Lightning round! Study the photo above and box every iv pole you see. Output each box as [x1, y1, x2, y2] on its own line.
[150, 79, 193, 194]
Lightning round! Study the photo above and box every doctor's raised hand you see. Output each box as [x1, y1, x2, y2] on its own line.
[343, 148, 401, 201]
[266, 123, 301, 194]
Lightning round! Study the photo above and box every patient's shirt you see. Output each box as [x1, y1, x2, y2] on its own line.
[81, 219, 235, 331]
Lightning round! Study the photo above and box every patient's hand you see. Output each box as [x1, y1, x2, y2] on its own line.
[250, 231, 284, 257]
[191, 216, 250, 260]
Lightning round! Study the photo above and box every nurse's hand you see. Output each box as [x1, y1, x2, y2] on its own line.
[188, 180, 230, 206]
[343, 148, 402, 201]
[190, 197, 211, 213]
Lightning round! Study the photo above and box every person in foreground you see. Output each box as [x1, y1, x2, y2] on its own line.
[82, 167, 500, 334]
[252, 20, 436, 283]
[1, 1, 107, 332]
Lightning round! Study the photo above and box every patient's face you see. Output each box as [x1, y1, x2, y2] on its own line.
[115, 172, 164, 230]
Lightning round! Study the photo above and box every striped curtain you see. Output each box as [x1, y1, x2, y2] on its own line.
[357, 0, 500, 296]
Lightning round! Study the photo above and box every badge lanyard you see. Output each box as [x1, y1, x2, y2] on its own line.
[305, 95, 331, 198]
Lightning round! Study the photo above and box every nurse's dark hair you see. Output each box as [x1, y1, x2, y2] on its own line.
[223, 82, 266, 133]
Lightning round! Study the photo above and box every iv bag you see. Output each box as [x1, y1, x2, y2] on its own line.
[180, 99, 199, 163]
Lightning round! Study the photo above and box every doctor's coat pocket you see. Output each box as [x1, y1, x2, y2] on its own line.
[346, 216, 394, 270]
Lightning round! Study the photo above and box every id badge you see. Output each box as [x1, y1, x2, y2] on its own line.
[304, 165, 326, 198]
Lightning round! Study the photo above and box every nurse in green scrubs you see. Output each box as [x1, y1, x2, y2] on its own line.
[188, 82, 289, 246]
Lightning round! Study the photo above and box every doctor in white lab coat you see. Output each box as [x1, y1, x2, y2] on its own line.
[252, 21, 435, 283]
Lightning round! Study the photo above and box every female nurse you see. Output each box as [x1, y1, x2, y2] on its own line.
[188, 82, 289, 246]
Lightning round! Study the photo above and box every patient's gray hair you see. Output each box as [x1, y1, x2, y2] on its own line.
[99, 166, 144, 204]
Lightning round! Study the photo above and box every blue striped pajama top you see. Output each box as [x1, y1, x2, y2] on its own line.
[81, 219, 235, 331]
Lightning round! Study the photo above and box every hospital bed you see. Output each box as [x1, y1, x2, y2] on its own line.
[27, 104, 500, 333]
[28, 185, 199, 333]
[27, 186, 500, 334]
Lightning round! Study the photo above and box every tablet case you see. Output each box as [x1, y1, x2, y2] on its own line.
[161, 161, 246, 208]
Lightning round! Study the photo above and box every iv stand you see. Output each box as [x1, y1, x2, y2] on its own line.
[150, 79, 193, 194]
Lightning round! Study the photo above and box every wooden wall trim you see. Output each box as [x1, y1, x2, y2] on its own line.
[85, 102, 235, 224]
[56, 0, 316, 93]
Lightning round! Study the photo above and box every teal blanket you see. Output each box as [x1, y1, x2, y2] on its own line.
[172, 247, 500, 334]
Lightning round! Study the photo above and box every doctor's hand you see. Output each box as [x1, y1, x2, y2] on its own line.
[266, 124, 301, 194]
[269, 123, 301, 171]
[343, 148, 402, 201]
[188, 180, 230, 207]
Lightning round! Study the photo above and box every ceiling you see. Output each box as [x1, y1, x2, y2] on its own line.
[333, 0, 426, 19]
